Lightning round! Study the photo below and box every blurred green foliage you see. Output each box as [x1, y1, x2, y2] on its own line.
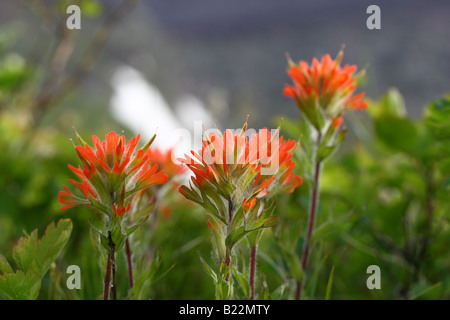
[271, 89, 450, 300]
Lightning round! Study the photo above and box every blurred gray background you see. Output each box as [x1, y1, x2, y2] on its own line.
[2, 0, 450, 133]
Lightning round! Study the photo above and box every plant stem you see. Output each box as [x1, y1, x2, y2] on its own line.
[104, 248, 112, 300]
[104, 253, 112, 300]
[110, 238, 117, 300]
[225, 199, 234, 282]
[126, 238, 134, 289]
[297, 129, 323, 300]
[250, 244, 258, 300]
[103, 231, 117, 300]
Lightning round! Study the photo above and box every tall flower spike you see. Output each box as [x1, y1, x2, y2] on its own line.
[283, 48, 367, 129]
[178, 121, 303, 300]
[59, 131, 169, 218]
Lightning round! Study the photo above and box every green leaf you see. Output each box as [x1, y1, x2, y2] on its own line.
[207, 217, 226, 262]
[216, 277, 234, 300]
[375, 115, 418, 153]
[232, 269, 250, 298]
[306, 248, 327, 297]
[410, 282, 442, 300]
[282, 247, 303, 282]
[198, 189, 226, 224]
[110, 225, 126, 252]
[125, 214, 150, 237]
[130, 254, 174, 300]
[89, 227, 108, 274]
[179, 185, 203, 205]
[198, 254, 217, 283]
[12, 219, 72, 278]
[0, 270, 41, 300]
[270, 283, 288, 300]
[225, 216, 279, 249]
[230, 208, 245, 232]
[368, 88, 406, 118]
[0, 254, 13, 274]
[317, 145, 336, 162]
[325, 266, 335, 300]
[425, 97, 450, 139]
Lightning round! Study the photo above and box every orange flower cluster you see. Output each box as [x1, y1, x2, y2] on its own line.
[283, 49, 367, 129]
[178, 124, 302, 213]
[58, 132, 168, 218]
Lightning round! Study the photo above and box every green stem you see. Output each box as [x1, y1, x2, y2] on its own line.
[250, 244, 258, 300]
[225, 199, 234, 282]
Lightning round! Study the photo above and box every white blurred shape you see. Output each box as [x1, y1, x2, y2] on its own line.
[175, 94, 214, 129]
[109, 65, 180, 150]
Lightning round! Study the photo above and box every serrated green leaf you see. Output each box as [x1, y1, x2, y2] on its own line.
[0, 270, 41, 300]
[12, 219, 72, 278]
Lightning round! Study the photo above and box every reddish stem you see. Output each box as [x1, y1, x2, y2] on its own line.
[103, 252, 112, 300]
[250, 244, 258, 300]
[225, 252, 231, 282]
[296, 130, 322, 300]
[103, 231, 117, 300]
[126, 238, 134, 288]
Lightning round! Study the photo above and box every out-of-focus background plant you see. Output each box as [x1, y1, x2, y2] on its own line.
[0, 0, 449, 299]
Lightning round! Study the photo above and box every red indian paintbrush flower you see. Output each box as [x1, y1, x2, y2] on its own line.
[283, 48, 367, 129]
[58, 131, 169, 218]
[178, 121, 302, 299]
[178, 122, 302, 222]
